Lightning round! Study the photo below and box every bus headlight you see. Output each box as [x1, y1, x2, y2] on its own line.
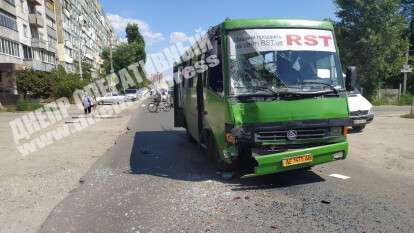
[332, 151, 345, 160]
[225, 133, 237, 144]
[330, 127, 343, 136]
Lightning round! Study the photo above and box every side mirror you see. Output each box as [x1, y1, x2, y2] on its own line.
[345, 66, 357, 91]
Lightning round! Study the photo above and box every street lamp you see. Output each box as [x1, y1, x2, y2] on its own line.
[78, 15, 84, 80]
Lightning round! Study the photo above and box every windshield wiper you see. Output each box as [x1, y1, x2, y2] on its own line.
[250, 86, 279, 96]
[300, 81, 339, 95]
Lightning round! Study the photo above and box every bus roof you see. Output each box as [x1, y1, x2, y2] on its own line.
[222, 18, 334, 30]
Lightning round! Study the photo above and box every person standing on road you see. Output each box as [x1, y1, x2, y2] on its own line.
[82, 95, 93, 115]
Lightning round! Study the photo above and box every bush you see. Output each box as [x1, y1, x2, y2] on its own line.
[372, 93, 414, 106]
[16, 66, 91, 103]
[398, 94, 414, 106]
[16, 99, 42, 111]
[401, 113, 414, 119]
[52, 73, 88, 101]
[16, 70, 54, 99]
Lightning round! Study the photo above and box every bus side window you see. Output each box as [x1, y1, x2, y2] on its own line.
[207, 38, 223, 95]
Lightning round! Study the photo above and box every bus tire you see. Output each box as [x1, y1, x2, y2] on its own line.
[207, 133, 231, 171]
[184, 119, 196, 143]
[147, 103, 158, 113]
[352, 125, 365, 132]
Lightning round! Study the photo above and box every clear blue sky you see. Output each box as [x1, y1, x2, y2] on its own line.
[101, 0, 338, 54]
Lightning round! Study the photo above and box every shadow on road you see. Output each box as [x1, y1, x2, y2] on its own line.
[129, 130, 325, 190]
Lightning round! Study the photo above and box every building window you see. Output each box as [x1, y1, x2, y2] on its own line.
[46, 0, 54, 12]
[5, 0, 15, 6]
[46, 16, 55, 28]
[23, 45, 32, 59]
[0, 12, 18, 31]
[20, 0, 25, 13]
[0, 37, 20, 57]
[23, 24, 28, 37]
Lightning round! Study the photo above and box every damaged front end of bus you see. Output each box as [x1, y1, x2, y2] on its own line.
[221, 20, 354, 176]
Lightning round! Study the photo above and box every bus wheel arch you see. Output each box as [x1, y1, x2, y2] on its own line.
[205, 129, 233, 172]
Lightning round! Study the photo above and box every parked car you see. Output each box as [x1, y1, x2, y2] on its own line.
[137, 88, 150, 98]
[96, 92, 126, 105]
[348, 90, 374, 132]
[125, 89, 139, 101]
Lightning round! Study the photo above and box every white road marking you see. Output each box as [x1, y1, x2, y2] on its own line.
[329, 174, 351, 180]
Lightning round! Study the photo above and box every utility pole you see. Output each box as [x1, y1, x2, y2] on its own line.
[110, 37, 114, 74]
[402, 47, 412, 94]
[77, 3, 83, 80]
[108, 36, 115, 93]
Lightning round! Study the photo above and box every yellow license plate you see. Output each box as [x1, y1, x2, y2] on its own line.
[282, 154, 313, 167]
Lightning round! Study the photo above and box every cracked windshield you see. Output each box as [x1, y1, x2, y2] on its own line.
[229, 29, 344, 95]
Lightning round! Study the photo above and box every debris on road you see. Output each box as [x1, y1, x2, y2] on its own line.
[321, 200, 331, 204]
[329, 174, 351, 180]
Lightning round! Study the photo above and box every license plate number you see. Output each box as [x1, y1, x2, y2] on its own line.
[282, 154, 313, 167]
[354, 119, 366, 124]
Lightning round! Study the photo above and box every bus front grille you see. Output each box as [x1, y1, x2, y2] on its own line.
[255, 128, 328, 142]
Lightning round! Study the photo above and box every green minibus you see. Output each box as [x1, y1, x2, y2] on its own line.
[173, 18, 355, 177]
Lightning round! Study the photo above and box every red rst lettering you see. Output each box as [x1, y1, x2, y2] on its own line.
[318, 35, 333, 47]
[286, 35, 302, 46]
[304, 35, 318, 46]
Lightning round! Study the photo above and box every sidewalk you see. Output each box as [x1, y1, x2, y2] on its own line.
[0, 101, 142, 233]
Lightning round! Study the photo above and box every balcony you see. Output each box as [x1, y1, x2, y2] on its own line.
[47, 42, 56, 53]
[0, 0, 17, 16]
[46, 26, 57, 39]
[27, 0, 41, 5]
[31, 38, 47, 49]
[24, 59, 55, 72]
[0, 26, 19, 41]
[29, 13, 44, 27]
[45, 8, 55, 19]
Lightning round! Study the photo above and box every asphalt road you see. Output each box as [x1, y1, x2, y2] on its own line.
[40, 104, 414, 233]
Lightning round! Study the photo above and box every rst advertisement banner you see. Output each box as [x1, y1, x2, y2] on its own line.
[228, 29, 337, 56]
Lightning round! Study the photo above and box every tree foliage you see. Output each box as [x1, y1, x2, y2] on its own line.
[126, 23, 145, 46]
[401, 0, 414, 58]
[101, 23, 148, 88]
[16, 66, 89, 101]
[16, 70, 54, 99]
[49, 65, 89, 100]
[334, 0, 409, 97]
[74, 58, 94, 83]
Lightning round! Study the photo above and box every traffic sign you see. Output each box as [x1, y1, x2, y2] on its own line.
[401, 64, 412, 73]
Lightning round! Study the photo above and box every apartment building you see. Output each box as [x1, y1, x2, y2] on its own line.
[56, 0, 116, 77]
[0, 0, 57, 96]
[0, 0, 115, 97]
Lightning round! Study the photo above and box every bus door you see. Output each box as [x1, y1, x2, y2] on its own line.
[197, 72, 205, 137]
[184, 76, 200, 141]
[174, 66, 185, 127]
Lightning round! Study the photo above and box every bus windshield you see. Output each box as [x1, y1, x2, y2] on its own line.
[228, 28, 344, 95]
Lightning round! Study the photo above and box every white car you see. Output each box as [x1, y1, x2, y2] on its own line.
[125, 89, 139, 101]
[96, 93, 126, 105]
[348, 91, 374, 132]
[138, 88, 150, 98]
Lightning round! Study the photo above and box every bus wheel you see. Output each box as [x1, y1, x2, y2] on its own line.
[147, 103, 158, 113]
[207, 134, 232, 171]
[352, 125, 365, 132]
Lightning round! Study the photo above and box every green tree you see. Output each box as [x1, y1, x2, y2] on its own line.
[16, 70, 54, 99]
[49, 65, 88, 101]
[126, 23, 145, 46]
[334, 0, 408, 97]
[101, 22, 148, 87]
[74, 58, 94, 82]
[401, 0, 414, 93]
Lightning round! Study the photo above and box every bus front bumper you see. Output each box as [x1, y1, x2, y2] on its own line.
[252, 141, 348, 176]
